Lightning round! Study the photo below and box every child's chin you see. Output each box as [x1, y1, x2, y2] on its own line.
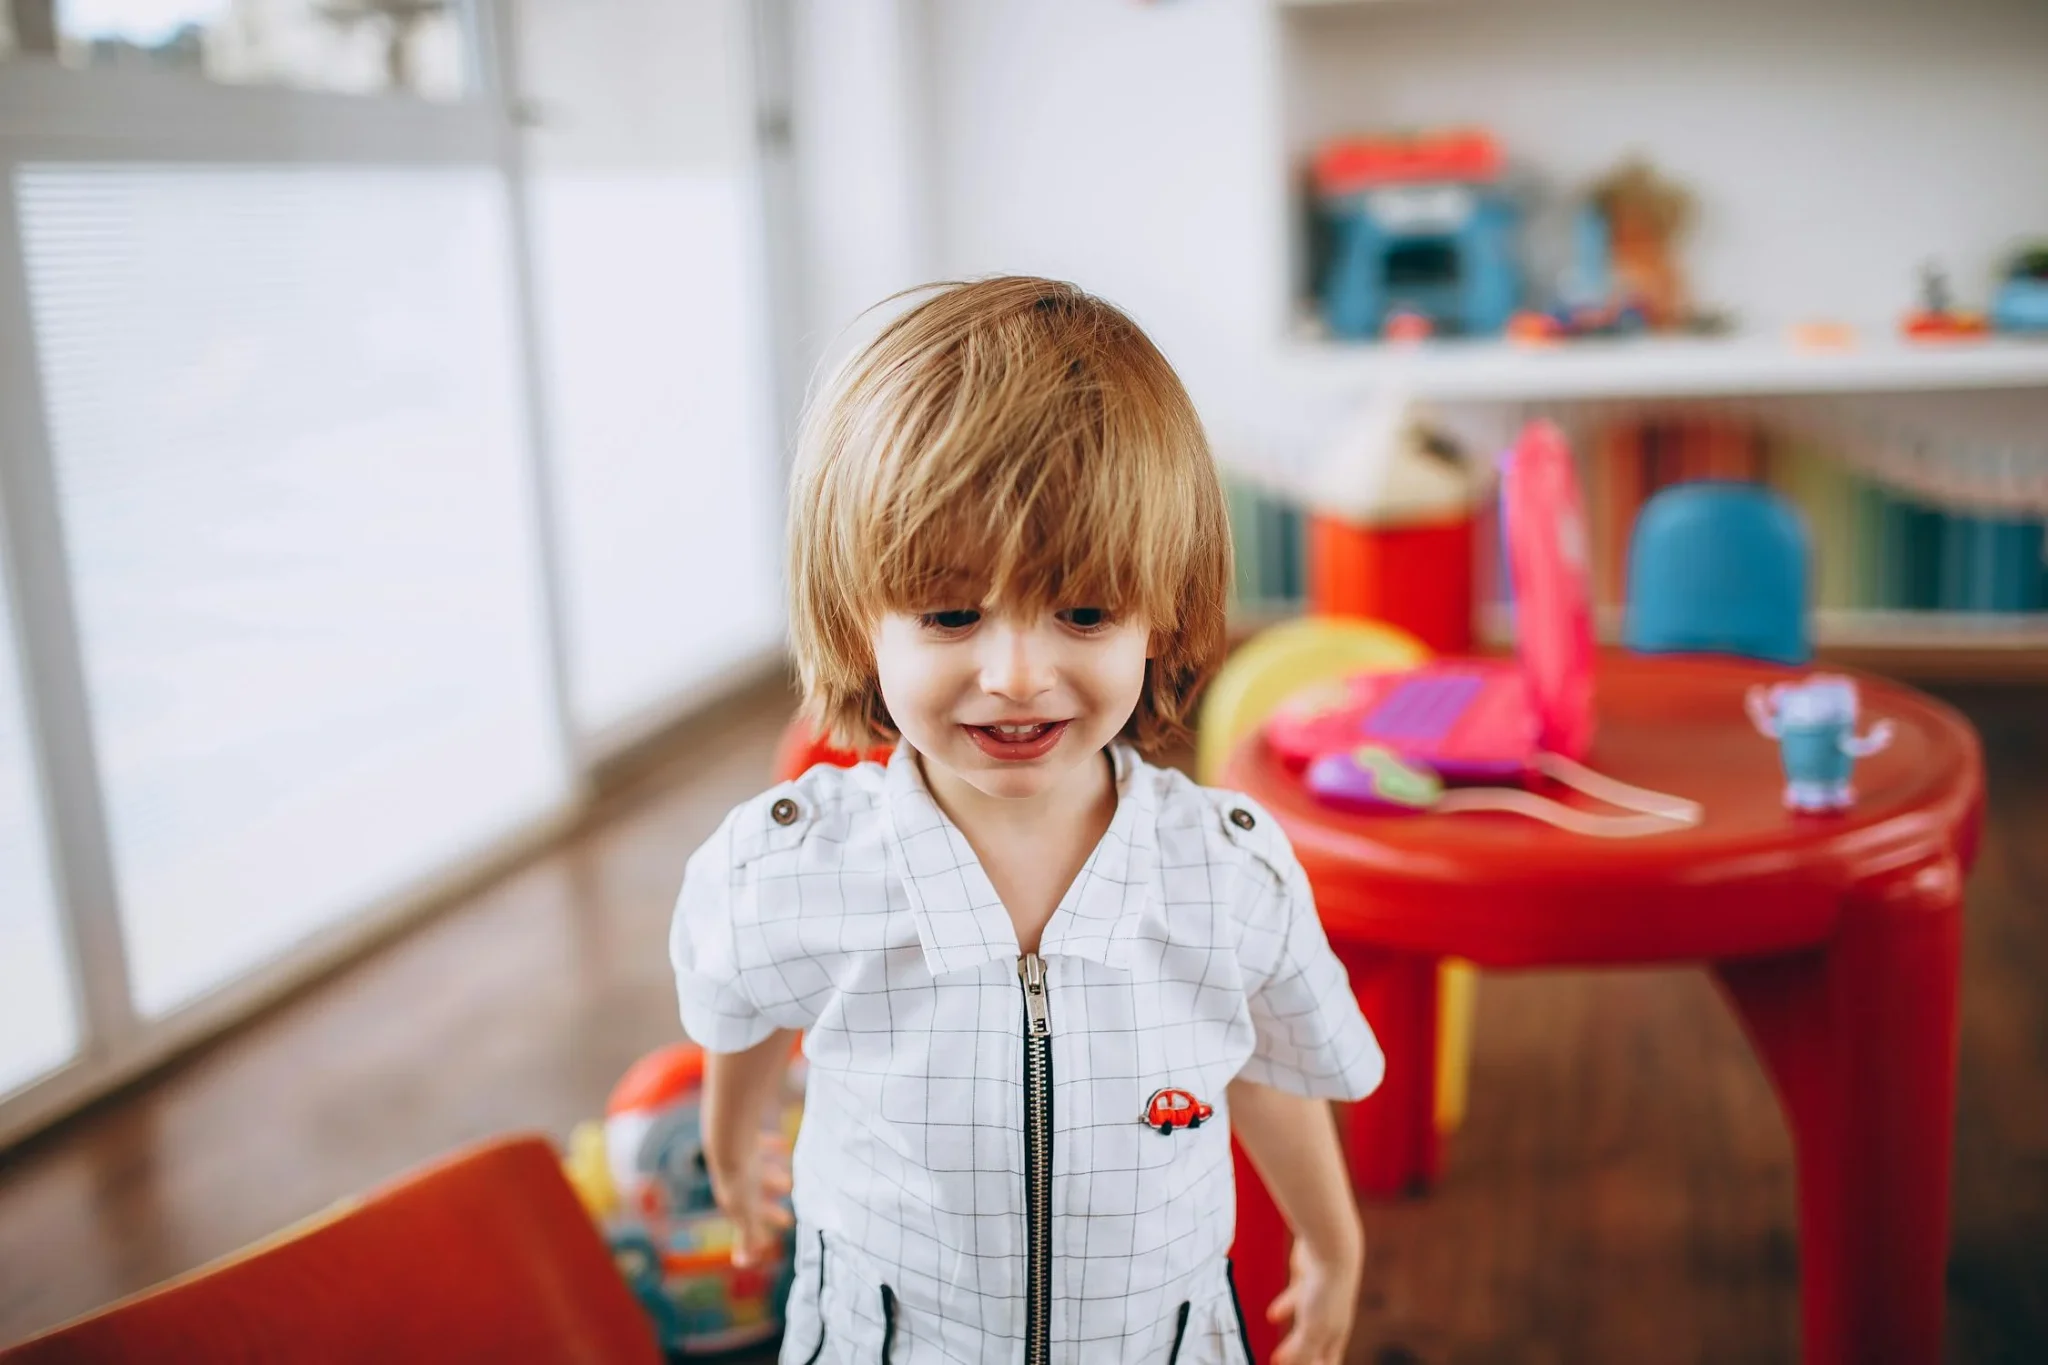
[963, 766, 1061, 800]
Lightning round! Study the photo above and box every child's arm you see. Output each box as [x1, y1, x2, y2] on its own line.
[1227, 1077, 1363, 1365]
[701, 1027, 801, 1267]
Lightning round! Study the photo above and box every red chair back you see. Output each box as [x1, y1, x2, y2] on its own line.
[772, 716, 893, 782]
[2, 1135, 661, 1365]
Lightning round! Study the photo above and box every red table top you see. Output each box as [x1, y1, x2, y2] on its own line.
[1222, 653, 1985, 970]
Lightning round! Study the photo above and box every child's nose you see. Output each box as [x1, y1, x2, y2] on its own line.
[978, 620, 1056, 701]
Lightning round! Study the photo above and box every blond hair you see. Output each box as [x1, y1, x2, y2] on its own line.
[788, 276, 1231, 755]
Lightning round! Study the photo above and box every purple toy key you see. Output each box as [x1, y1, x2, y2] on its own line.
[1305, 745, 1445, 814]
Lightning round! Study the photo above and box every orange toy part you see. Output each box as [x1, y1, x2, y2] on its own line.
[607, 1041, 707, 1118]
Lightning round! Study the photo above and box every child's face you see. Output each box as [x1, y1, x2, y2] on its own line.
[872, 603, 1151, 804]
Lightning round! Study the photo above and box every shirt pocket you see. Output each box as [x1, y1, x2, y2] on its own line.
[807, 1232, 901, 1365]
[1163, 1267, 1257, 1365]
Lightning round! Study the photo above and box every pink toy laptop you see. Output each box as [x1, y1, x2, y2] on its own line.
[1265, 419, 1595, 784]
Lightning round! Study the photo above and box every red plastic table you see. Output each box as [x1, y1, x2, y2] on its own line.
[1224, 654, 1983, 1365]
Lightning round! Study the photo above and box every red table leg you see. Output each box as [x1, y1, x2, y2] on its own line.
[1713, 854, 1964, 1365]
[1333, 944, 1442, 1198]
[1230, 1137, 1289, 1363]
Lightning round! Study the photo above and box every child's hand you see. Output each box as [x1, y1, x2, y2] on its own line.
[706, 1128, 794, 1268]
[1265, 1236, 1363, 1365]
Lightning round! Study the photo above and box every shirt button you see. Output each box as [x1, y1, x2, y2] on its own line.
[770, 797, 799, 826]
[1229, 807, 1256, 831]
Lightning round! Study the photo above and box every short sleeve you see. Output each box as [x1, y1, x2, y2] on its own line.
[1233, 816, 1385, 1101]
[669, 808, 780, 1054]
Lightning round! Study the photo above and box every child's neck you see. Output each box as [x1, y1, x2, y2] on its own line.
[916, 746, 1119, 955]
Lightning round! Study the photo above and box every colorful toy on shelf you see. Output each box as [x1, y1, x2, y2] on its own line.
[1512, 158, 1724, 342]
[1589, 157, 1695, 332]
[1901, 261, 1990, 341]
[1745, 674, 1895, 813]
[1312, 128, 1521, 340]
[1992, 242, 2048, 334]
[562, 1041, 805, 1358]
[1513, 200, 1651, 342]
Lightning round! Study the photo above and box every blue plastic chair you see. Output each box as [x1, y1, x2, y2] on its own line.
[1623, 481, 1813, 665]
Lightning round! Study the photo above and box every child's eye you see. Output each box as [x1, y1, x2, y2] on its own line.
[919, 609, 981, 632]
[1057, 607, 1112, 632]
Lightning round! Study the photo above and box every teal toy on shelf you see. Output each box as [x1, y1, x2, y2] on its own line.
[1313, 129, 1521, 340]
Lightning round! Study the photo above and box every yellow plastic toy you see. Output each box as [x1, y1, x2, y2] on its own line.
[1196, 614, 1478, 1136]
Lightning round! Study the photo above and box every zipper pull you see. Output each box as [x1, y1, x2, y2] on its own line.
[1018, 953, 1052, 1037]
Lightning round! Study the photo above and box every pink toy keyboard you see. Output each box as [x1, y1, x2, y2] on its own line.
[1266, 419, 1595, 788]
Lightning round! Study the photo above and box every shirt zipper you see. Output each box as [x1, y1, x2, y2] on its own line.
[1018, 951, 1054, 1365]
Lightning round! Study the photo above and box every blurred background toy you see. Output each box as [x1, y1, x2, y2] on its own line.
[1382, 307, 1435, 343]
[1298, 390, 1479, 654]
[1788, 320, 1858, 351]
[1313, 128, 1521, 340]
[1590, 157, 1693, 331]
[1745, 674, 1895, 813]
[1509, 155, 1726, 341]
[1901, 260, 1990, 341]
[1991, 241, 2048, 334]
[1624, 480, 1813, 666]
[563, 1041, 804, 1358]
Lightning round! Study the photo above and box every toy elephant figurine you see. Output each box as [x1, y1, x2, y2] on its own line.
[1746, 674, 1895, 813]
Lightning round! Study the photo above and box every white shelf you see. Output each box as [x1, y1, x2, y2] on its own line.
[1808, 609, 2048, 650]
[1476, 605, 2048, 651]
[1282, 333, 2048, 404]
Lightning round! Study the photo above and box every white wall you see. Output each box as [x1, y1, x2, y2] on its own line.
[923, 0, 1298, 468]
[517, 0, 785, 744]
[788, 0, 937, 383]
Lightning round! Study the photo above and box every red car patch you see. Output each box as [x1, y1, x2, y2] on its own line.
[1143, 1087, 1213, 1135]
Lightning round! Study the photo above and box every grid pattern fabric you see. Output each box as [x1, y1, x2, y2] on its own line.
[671, 743, 1384, 1363]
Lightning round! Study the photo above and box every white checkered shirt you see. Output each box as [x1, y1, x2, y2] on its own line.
[671, 743, 1383, 1364]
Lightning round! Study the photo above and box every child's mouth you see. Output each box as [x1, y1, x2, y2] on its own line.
[964, 720, 1069, 761]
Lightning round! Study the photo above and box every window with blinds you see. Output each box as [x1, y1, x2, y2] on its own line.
[14, 163, 572, 1017]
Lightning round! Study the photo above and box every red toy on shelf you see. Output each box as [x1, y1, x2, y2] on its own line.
[1311, 127, 1504, 196]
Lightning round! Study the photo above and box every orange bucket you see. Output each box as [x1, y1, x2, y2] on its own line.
[1306, 513, 1475, 654]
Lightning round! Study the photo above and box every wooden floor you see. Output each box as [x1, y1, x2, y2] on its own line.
[2, 683, 2043, 1363]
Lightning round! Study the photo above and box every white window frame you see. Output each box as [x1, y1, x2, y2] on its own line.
[0, 0, 598, 1148]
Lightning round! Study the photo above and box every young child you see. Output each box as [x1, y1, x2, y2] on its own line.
[671, 277, 1383, 1365]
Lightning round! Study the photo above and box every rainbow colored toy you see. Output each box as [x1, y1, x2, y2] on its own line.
[563, 1042, 805, 1357]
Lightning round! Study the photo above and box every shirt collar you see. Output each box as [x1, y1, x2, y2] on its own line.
[880, 740, 1159, 977]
